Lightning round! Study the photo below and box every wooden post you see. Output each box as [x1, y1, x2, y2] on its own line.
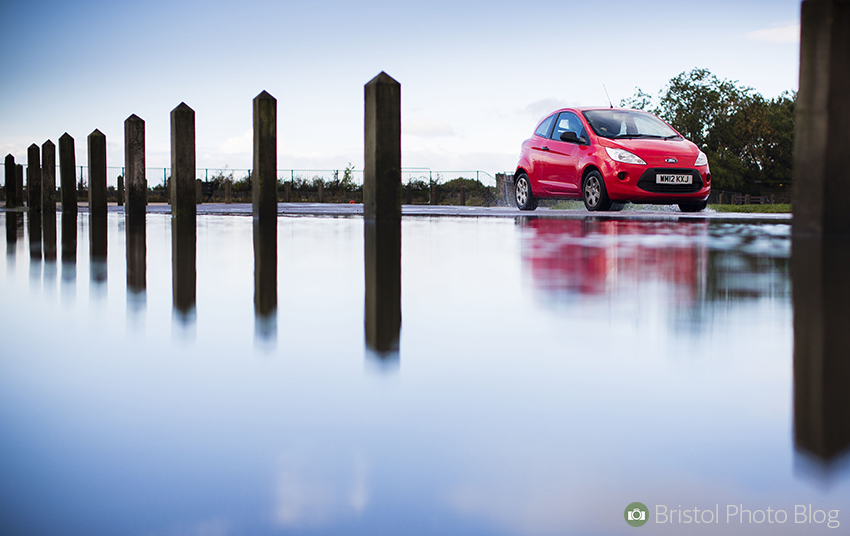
[252, 90, 277, 321]
[170, 103, 196, 222]
[87, 130, 107, 217]
[88, 130, 107, 285]
[4, 154, 15, 208]
[124, 115, 146, 225]
[195, 179, 202, 204]
[405, 184, 411, 205]
[253, 91, 277, 222]
[794, 0, 850, 235]
[125, 118, 146, 294]
[170, 103, 197, 318]
[225, 178, 232, 204]
[59, 134, 77, 216]
[363, 72, 401, 221]
[317, 180, 324, 203]
[42, 140, 56, 212]
[430, 182, 436, 205]
[363, 72, 401, 355]
[460, 185, 466, 206]
[27, 144, 41, 212]
[284, 180, 291, 202]
[117, 176, 124, 206]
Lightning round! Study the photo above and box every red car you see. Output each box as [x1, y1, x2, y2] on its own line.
[514, 107, 711, 212]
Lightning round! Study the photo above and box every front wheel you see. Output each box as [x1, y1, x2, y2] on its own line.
[515, 173, 538, 211]
[582, 171, 613, 211]
[679, 200, 707, 212]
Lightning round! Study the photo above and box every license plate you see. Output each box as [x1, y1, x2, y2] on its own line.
[656, 173, 692, 185]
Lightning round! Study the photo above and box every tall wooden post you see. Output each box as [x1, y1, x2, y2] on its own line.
[27, 144, 41, 212]
[59, 133, 77, 216]
[170, 103, 196, 320]
[793, 0, 850, 235]
[87, 130, 107, 217]
[253, 91, 277, 222]
[792, 0, 850, 464]
[170, 103, 196, 222]
[4, 154, 15, 208]
[253, 90, 278, 324]
[124, 115, 147, 225]
[42, 140, 56, 212]
[363, 72, 402, 355]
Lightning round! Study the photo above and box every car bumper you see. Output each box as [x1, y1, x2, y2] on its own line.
[602, 163, 711, 203]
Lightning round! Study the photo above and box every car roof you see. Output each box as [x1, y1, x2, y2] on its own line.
[551, 106, 644, 113]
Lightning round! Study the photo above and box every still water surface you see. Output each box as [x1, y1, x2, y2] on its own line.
[0, 211, 846, 535]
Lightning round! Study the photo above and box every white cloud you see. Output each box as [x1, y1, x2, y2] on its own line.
[746, 23, 800, 44]
[524, 99, 570, 118]
[404, 118, 455, 138]
[220, 130, 252, 155]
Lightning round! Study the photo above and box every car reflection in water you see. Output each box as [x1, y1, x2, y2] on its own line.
[519, 217, 790, 327]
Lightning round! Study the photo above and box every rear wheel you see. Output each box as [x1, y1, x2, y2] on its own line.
[582, 171, 613, 211]
[678, 200, 707, 212]
[515, 173, 538, 211]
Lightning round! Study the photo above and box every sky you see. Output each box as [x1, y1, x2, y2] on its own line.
[0, 0, 801, 179]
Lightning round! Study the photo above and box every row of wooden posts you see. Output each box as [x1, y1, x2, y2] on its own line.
[3, 72, 403, 352]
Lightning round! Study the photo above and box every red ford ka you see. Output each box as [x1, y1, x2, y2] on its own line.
[514, 107, 710, 212]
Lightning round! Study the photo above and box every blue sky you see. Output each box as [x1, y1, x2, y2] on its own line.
[0, 0, 801, 175]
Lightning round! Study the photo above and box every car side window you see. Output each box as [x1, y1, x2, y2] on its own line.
[551, 112, 587, 142]
[534, 114, 556, 138]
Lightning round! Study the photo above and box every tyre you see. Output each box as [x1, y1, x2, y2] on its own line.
[515, 173, 538, 211]
[582, 171, 613, 211]
[678, 200, 707, 212]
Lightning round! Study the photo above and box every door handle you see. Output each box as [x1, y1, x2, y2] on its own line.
[541, 146, 550, 151]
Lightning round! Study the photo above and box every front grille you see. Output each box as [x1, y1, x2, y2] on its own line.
[637, 168, 703, 193]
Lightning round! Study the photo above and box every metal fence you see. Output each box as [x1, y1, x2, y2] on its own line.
[0, 164, 499, 190]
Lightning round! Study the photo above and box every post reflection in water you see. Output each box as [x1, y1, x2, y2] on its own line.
[89, 213, 107, 290]
[364, 220, 401, 360]
[61, 212, 77, 292]
[793, 235, 850, 470]
[172, 216, 196, 327]
[126, 219, 146, 316]
[43, 210, 57, 286]
[253, 219, 277, 342]
[5, 213, 21, 263]
[28, 211, 42, 284]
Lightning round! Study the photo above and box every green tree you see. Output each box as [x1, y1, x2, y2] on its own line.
[621, 68, 795, 193]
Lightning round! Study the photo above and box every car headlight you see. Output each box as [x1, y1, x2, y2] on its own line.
[694, 151, 708, 166]
[605, 147, 646, 165]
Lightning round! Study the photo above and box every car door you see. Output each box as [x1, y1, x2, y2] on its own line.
[537, 111, 586, 196]
[527, 114, 557, 192]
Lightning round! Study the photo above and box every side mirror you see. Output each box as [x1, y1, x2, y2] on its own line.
[560, 131, 588, 145]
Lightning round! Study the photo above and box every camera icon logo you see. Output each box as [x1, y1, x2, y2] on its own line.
[624, 502, 649, 527]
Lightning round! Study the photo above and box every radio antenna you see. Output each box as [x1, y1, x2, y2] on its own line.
[603, 85, 614, 108]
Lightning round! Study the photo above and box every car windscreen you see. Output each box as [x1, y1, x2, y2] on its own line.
[582, 110, 681, 140]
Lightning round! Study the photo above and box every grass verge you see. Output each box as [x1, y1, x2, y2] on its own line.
[710, 204, 791, 213]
